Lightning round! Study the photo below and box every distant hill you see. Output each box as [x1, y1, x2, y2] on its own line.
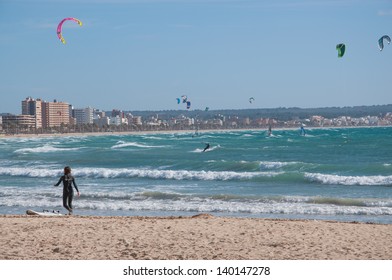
[121, 104, 392, 121]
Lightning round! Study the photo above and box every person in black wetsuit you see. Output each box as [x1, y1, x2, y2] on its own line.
[54, 166, 80, 215]
[202, 143, 210, 152]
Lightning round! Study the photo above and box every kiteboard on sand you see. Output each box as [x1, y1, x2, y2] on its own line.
[26, 209, 63, 216]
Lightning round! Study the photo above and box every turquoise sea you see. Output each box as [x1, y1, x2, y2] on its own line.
[1, 127, 392, 223]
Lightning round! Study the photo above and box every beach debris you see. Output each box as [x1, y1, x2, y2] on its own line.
[191, 213, 214, 219]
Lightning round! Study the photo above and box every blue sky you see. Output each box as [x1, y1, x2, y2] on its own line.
[1, 0, 391, 114]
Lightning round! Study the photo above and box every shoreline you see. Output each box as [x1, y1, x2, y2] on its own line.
[0, 125, 388, 139]
[1, 214, 392, 260]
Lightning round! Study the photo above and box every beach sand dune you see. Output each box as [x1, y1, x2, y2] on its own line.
[1, 215, 392, 260]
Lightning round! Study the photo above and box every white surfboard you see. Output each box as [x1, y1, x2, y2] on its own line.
[26, 209, 63, 216]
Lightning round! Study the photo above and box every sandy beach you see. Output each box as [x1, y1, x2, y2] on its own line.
[0, 126, 311, 139]
[1, 214, 392, 260]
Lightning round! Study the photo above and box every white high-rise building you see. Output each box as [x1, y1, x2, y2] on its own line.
[73, 107, 94, 125]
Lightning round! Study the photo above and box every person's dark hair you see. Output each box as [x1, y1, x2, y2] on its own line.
[64, 166, 71, 175]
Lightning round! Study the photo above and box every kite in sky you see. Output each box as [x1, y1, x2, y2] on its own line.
[249, 97, 255, 103]
[378, 35, 391, 51]
[57, 17, 82, 44]
[176, 95, 191, 109]
[181, 95, 188, 103]
[336, 43, 345, 58]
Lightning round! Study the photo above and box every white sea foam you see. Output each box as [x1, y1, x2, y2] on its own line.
[2, 185, 392, 220]
[76, 167, 278, 180]
[4, 195, 392, 217]
[259, 161, 299, 169]
[141, 136, 164, 140]
[111, 141, 166, 149]
[241, 134, 254, 137]
[0, 166, 280, 180]
[13, 145, 80, 154]
[305, 173, 392, 186]
[0, 167, 59, 177]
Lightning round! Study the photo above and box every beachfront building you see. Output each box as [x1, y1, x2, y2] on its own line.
[41, 100, 70, 128]
[94, 109, 106, 119]
[2, 114, 36, 132]
[21, 97, 43, 128]
[111, 109, 124, 118]
[130, 116, 142, 126]
[178, 117, 194, 127]
[310, 115, 324, 126]
[242, 117, 250, 126]
[109, 115, 128, 126]
[125, 113, 142, 127]
[73, 107, 94, 125]
[93, 116, 110, 128]
[206, 118, 223, 127]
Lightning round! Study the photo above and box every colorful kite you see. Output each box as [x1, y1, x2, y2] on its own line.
[176, 95, 191, 110]
[57, 17, 82, 44]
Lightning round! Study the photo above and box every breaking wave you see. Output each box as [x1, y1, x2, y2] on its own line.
[14, 145, 80, 154]
[305, 173, 392, 186]
[0, 166, 281, 181]
[111, 141, 167, 149]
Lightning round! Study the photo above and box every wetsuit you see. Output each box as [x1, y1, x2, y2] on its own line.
[203, 143, 210, 152]
[55, 174, 79, 213]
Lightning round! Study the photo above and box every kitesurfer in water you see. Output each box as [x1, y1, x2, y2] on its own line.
[300, 125, 306, 136]
[54, 166, 80, 215]
[203, 143, 210, 152]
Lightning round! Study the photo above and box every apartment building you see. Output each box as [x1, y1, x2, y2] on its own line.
[73, 107, 94, 125]
[21, 97, 43, 128]
[2, 114, 36, 130]
[41, 100, 70, 128]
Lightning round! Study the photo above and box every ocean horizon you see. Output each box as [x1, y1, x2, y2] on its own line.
[1, 126, 392, 224]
